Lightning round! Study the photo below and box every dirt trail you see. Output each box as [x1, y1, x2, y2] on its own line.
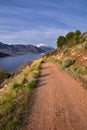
[27, 62, 87, 130]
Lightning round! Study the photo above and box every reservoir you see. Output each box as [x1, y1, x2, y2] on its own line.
[0, 53, 40, 72]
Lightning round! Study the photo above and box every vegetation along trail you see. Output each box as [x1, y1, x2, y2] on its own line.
[27, 62, 87, 130]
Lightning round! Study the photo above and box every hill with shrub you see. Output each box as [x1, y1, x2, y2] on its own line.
[43, 30, 87, 89]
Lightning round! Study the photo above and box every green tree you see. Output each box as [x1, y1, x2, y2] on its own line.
[65, 32, 74, 44]
[74, 30, 81, 44]
[57, 36, 66, 48]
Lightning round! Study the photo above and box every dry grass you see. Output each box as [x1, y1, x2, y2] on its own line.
[0, 58, 43, 130]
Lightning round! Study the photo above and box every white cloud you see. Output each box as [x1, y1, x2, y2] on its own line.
[0, 27, 68, 47]
[0, 0, 87, 47]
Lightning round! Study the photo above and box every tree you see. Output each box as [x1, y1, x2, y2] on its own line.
[65, 32, 74, 44]
[57, 36, 66, 48]
[74, 30, 81, 44]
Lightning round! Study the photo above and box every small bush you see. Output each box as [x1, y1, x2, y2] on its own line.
[68, 65, 81, 77]
[13, 83, 20, 89]
[28, 80, 37, 89]
[62, 57, 75, 68]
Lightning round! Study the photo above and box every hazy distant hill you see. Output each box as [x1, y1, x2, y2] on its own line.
[0, 42, 54, 57]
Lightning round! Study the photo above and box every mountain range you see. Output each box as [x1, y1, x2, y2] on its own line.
[0, 42, 54, 57]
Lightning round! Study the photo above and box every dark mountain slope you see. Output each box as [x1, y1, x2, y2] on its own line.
[0, 42, 54, 57]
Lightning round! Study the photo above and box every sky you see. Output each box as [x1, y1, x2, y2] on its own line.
[0, 0, 87, 47]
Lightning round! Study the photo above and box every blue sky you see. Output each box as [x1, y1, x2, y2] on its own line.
[0, 0, 87, 47]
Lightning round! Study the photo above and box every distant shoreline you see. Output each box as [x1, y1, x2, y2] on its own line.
[0, 52, 40, 58]
[0, 52, 11, 58]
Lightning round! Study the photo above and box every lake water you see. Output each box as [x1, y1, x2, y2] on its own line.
[0, 53, 40, 72]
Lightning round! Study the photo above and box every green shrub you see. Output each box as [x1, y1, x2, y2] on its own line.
[28, 80, 37, 89]
[57, 36, 66, 48]
[68, 65, 81, 76]
[74, 30, 81, 44]
[65, 32, 74, 44]
[62, 57, 75, 68]
[13, 83, 21, 89]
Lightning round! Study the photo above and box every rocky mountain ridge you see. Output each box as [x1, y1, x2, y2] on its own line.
[0, 42, 54, 57]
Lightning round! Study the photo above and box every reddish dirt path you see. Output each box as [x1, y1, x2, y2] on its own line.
[27, 62, 87, 130]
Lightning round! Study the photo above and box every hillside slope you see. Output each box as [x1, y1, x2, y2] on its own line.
[43, 31, 87, 88]
[0, 59, 43, 130]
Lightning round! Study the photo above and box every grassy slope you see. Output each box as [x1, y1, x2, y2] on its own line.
[0, 58, 43, 130]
